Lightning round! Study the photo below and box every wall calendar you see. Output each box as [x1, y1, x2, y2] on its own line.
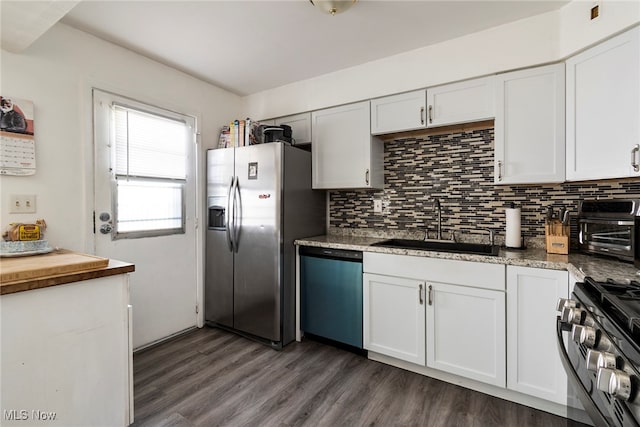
[0, 96, 35, 176]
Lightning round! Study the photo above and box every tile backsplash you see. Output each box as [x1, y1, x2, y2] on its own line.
[329, 126, 640, 245]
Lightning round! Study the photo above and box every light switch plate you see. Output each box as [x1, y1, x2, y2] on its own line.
[9, 194, 36, 213]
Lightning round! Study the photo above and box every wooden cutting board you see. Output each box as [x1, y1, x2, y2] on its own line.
[0, 249, 109, 284]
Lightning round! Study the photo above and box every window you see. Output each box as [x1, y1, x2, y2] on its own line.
[112, 104, 191, 238]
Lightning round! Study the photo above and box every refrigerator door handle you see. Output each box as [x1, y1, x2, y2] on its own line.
[233, 176, 242, 253]
[226, 176, 235, 252]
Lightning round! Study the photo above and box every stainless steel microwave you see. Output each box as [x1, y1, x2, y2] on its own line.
[578, 199, 640, 266]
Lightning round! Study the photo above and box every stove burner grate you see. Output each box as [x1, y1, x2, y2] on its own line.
[583, 277, 640, 348]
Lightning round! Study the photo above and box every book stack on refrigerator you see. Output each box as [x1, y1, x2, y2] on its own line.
[218, 118, 261, 149]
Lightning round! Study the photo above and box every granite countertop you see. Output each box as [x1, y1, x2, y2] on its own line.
[295, 234, 639, 283]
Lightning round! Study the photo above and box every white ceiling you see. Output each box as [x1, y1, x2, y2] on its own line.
[12, 1, 571, 96]
[1, 0, 80, 53]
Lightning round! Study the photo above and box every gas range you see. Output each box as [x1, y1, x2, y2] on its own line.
[557, 277, 640, 427]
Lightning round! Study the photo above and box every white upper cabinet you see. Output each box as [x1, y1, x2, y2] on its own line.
[494, 63, 566, 184]
[566, 27, 640, 181]
[312, 101, 383, 189]
[275, 112, 312, 145]
[369, 76, 495, 135]
[426, 76, 495, 127]
[370, 90, 427, 135]
[506, 266, 569, 405]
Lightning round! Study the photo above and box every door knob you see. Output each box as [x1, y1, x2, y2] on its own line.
[100, 224, 112, 234]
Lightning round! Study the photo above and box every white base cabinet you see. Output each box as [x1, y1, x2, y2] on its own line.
[566, 26, 640, 181]
[427, 281, 506, 387]
[1, 275, 133, 427]
[363, 273, 426, 366]
[494, 63, 565, 184]
[363, 252, 505, 387]
[507, 266, 569, 404]
[312, 101, 383, 189]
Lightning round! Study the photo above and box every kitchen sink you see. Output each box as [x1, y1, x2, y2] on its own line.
[370, 239, 500, 256]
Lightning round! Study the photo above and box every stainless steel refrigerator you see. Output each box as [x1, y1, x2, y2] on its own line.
[205, 142, 325, 349]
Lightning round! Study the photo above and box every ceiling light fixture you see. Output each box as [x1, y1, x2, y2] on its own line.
[309, 0, 358, 16]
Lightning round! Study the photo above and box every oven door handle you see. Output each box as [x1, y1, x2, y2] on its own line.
[556, 317, 609, 427]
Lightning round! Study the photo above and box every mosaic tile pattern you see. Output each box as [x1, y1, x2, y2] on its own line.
[329, 127, 640, 246]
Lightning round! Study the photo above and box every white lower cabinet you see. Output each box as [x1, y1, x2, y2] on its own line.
[2, 274, 133, 426]
[363, 273, 426, 365]
[426, 281, 506, 387]
[506, 265, 569, 404]
[360, 252, 583, 418]
[363, 252, 505, 385]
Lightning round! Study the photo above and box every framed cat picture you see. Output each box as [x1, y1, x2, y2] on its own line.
[0, 96, 36, 176]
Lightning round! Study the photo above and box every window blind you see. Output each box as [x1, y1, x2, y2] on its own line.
[114, 105, 188, 180]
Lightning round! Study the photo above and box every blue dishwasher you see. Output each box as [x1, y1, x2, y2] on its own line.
[300, 246, 363, 349]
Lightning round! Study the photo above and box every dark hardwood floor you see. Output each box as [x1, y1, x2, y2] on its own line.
[132, 327, 584, 427]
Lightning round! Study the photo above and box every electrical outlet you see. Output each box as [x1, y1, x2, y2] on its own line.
[373, 199, 383, 214]
[9, 194, 36, 213]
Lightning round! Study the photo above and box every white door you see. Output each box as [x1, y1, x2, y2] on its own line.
[363, 273, 426, 366]
[426, 76, 495, 127]
[507, 266, 569, 404]
[370, 90, 427, 135]
[311, 101, 383, 189]
[494, 63, 565, 184]
[93, 89, 198, 350]
[566, 27, 640, 181]
[426, 282, 506, 387]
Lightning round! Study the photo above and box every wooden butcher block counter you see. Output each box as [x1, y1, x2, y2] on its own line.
[0, 248, 135, 295]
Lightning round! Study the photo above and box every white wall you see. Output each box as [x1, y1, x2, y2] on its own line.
[244, 0, 639, 120]
[0, 23, 242, 252]
[558, 0, 640, 57]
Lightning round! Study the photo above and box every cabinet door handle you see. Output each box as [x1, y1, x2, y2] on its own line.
[631, 144, 639, 172]
[497, 161, 503, 181]
[420, 107, 425, 125]
[428, 105, 433, 124]
[365, 169, 370, 185]
[428, 285, 433, 305]
[419, 284, 424, 305]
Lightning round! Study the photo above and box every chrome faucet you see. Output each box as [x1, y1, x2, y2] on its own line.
[425, 198, 454, 242]
[479, 228, 495, 246]
[434, 198, 442, 241]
